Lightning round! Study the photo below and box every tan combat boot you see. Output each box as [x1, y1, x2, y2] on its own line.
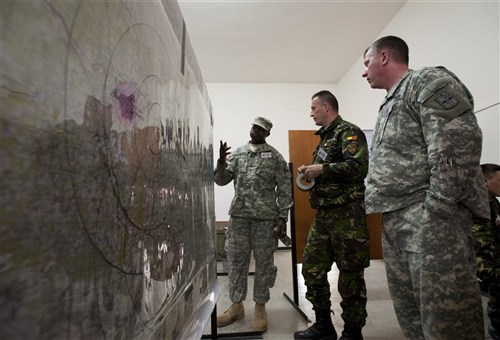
[217, 302, 245, 327]
[253, 303, 267, 332]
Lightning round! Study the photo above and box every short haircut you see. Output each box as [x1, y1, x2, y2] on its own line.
[481, 163, 500, 179]
[312, 90, 339, 112]
[367, 35, 409, 66]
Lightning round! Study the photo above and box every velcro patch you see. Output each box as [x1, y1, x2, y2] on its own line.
[347, 143, 357, 155]
[434, 91, 459, 109]
[347, 135, 358, 141]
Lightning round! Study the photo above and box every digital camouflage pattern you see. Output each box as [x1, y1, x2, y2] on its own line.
[214, 142, 292, 220]
[214, 142, 292, 304]
[367, 66, 489, 339]
[302, 202, 369, 328]
[302, 116, 370, 328]
[472, 195, 500, 330]
[225, 217, 278, 304]
[383, 202, 483, 339]
[309, 116, 369, 209]
[365, 66, 489, 220]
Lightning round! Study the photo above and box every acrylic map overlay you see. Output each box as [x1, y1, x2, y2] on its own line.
[0, 1, 217, 339]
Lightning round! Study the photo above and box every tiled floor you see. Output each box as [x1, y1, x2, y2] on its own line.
[203, 248, 493, 339]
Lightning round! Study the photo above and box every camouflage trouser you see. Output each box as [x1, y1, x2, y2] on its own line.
[225, 217, 278, 304]
[383, 201, 484, 340]
[486, 267, 500, 331]
[471, 220, 500, 330]
[302, 200, 370, 328]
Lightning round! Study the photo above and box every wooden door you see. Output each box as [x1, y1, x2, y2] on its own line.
[288, 130, 383, 262]
[288, 130, 320, 263]
[367, 213, 383, 259]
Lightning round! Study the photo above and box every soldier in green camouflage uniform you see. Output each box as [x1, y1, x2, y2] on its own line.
[294, 90, 369, 340]
[362, 36, 490, 340]
[472, 163, 500, 339]
[214, 117, 293, 333]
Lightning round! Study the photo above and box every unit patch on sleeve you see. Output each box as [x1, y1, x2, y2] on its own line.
[434, 90, 459, 109]
[347, 143, 357, 155]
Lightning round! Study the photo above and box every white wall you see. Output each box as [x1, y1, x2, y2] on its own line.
[338, 1, 500, 163]
[208, 1, 500, 222]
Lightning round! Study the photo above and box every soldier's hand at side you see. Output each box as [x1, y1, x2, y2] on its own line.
[274, 218, 287, 238]
[218, 140, 231, 164]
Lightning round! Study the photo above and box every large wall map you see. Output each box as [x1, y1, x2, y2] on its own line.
[0, 1, 217, 339]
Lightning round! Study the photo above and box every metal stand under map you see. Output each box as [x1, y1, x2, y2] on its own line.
[283, 164, 311, 323]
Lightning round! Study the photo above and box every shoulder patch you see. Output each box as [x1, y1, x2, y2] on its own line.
[418, 76, 473, 121]
[347, 135, 358, 141]
[435, 90, 459, 109]
[347, 143, 357, 155]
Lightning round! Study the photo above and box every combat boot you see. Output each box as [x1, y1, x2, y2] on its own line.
[339, 326, 363, 340]
[294, 307, 337, 340]
[253, 303, 267, 332]
[216, 302, 245, 327]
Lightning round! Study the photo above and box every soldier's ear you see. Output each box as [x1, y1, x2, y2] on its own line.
[380, 50, 389, 66]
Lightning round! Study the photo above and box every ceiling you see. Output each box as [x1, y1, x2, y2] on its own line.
[178, 0, 407, 84]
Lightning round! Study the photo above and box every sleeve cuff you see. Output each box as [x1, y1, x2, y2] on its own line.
[424, 192, 455, 219]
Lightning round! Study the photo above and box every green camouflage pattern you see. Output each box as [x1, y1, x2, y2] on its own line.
[214, 142, 292, 220]
[302, 198, 369, 328]
[367, 66, 489, 339]
[225, 217, 278, 304]
[302, 116, 369, 328]
[309, 116, 369, 209]
[472, 196, 500, 329]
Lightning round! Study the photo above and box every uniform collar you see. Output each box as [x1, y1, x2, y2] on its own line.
[315, 115, 343, 135]
[380, 70, 412, 107]
[248, 142, 269, 153]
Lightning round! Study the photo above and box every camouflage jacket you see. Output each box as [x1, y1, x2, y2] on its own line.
[366, 67, 490, 219]
[309, 116, 369, 209]
[214, 142, 293, 220]
[472, 195, 500, 276]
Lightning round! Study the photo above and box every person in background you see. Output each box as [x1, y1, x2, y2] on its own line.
[472, 163, 500, 340]
[361, 35, 490, 339]
[214, 117, 293, 333]
[294, 90, 370, 340]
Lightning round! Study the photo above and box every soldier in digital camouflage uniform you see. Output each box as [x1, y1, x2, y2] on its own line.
[472, 163, 500, 339]
[214, 117, 293, 333]
[294, 90, 370, 340]
[362, 35, 490, 340]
